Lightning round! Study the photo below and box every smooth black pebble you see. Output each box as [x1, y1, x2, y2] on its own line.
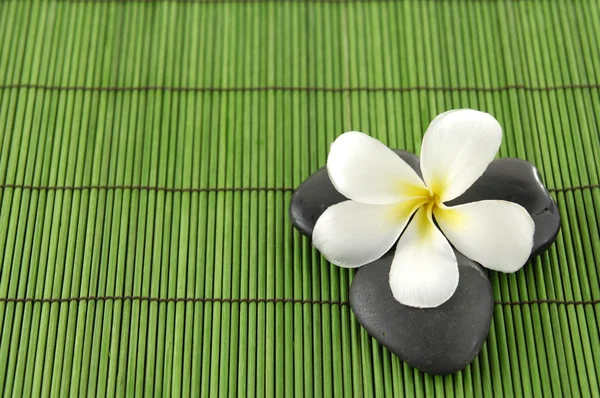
[289, 153, 559, 258]
[289, 150, 560, 374]
[448, 158, 560, 257]
[289, 150, 420, 238]
[350, 250, 494, 375]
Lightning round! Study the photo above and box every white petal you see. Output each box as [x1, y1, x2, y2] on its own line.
[420, 109, 502, 201]
[434, 200, 535, 273]
[389, 206, 458, 308]
[313, 199, 423, 268]
[327, 132, 428, 204]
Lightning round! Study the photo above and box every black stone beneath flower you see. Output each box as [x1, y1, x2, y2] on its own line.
[289, 150, 561, 374]
[289, 150, 420, 238]
[350, 250, 493, 375]
[289, 151, 560, 258]
[446, 158, 560, 257]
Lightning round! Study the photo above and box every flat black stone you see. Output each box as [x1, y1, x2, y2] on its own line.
[349, 250, 494, 375]
[289, 150, 420, 238]
[290, 150, 560, 374]
[289, 152, 560, 258]
[448, 158, 560, 257]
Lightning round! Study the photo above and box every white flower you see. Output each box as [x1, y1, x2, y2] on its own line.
[313, 109, 535, 308]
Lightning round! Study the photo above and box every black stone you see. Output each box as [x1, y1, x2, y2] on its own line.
[447, 158, 560, 257]
[290, 151, 560, 374]
[289, 152, 560, 258]
[289, 150, 420, 237]
[349, 250, 494, 375]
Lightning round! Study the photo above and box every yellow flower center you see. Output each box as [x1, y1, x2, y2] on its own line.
[401, 189, 458, 239]
[424, 192, 443, 220]
[392, 184, 463, 233]
[405, 190, 443, 219]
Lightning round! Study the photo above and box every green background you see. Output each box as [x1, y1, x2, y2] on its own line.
[1, 0, 599, 396]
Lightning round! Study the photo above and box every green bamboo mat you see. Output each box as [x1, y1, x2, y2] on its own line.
[0, 0, 599, 396]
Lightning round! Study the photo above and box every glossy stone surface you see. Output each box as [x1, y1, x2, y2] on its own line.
[290, 150, 561, 375]
[289, 150, 420, 237]
[350, 250, 493, 375]
[448, 158, 560, 257]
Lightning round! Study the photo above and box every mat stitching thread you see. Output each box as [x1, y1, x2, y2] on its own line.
[16, 0, 538, 3]
[0, 185, 295, 193]
[2, 83, 599, 93]
[0, 296, 598, 306]
[0, 184, 598, 193]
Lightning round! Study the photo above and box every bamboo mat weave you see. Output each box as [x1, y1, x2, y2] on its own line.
[0, 0, 599, 396]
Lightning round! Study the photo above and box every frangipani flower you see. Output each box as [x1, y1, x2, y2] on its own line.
[313, 109, 535, 308]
